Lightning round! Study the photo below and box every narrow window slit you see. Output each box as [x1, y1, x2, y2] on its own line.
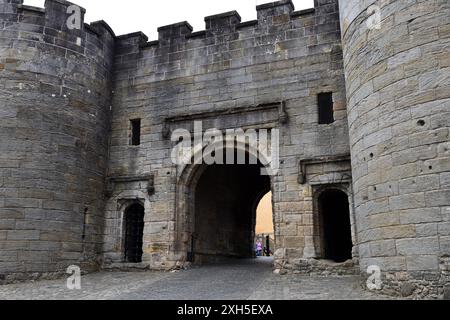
[318, 92, 334, 125]
[130, 119, 141, 146]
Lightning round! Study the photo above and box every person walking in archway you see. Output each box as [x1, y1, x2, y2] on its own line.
[256, 240, 262, 257]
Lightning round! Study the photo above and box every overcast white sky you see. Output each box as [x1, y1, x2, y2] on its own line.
[24, 0, 314, 39]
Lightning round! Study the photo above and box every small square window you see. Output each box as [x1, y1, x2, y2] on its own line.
[318, 92, 334, 125]
[130, 119, 141, 146]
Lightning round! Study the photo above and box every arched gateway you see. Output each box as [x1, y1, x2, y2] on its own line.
[174, 145, 275, 264]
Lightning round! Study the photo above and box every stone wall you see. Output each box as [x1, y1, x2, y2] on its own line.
[338, 0, 450, 298]
[0, 0, 115, 281]
[103, 0, 350, 271]
[2, 0, 447, 299]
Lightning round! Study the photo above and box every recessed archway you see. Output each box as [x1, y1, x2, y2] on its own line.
[176, 147, 274, 264]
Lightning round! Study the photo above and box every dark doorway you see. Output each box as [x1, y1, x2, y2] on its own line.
[124, 203, 145, 263]
[318, 189, 352, 263]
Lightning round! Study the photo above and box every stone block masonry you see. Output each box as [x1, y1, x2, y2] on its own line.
[339, 0, 450, 298]
[0, 0, 448, 299]
[0, 0, 116, 280]
[105, 0, 349, 273]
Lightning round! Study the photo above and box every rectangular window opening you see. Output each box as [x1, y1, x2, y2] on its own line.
[318, 92, 334, 125]
[130, 119, 141, 146]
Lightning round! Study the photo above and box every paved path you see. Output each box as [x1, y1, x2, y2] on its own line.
[0, 258, 396, 300]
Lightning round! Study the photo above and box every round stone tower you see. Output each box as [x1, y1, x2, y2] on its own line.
[338, 0, 449, 297]
[0, 0, 115, 281]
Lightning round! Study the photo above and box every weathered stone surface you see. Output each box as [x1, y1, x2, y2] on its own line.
[396, 238, 440, 256]
[0, 0, 115, 277]
[339, 0, 450, 298]
[445, 285, 450, 300]
[0, 0, 448, 300]
[406, 255, 439, 271]
[400, 282, 416, 297]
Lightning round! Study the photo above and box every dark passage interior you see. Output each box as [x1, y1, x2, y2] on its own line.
[125, 204, 145, 263]
[192, 160, 271, 263]
[319, 189, 352, 263]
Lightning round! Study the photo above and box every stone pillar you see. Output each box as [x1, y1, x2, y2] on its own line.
[338, 0, 450, 298]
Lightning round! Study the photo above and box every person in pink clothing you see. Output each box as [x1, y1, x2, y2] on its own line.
[256, 240, 263, 257]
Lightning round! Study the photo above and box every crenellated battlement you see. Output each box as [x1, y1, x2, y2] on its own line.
[111, 0, 342, 87]
[2, 0, 335, 52]
[115, 0, 324, 51]
[157, 21, 193, 45]
[1, 0, 330, 61]
[257, 0, 294, 21]
[205, 11, 241, 34]
[1, 0, 115, 57]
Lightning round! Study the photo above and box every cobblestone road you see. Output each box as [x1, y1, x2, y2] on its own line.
[0, 258, 396, 300]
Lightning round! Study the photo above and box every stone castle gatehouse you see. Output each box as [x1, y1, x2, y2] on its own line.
[0, 0, 449, 298]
